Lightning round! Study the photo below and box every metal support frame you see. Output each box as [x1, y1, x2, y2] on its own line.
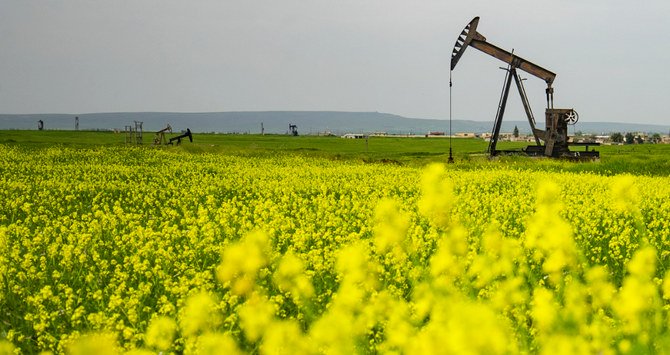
[125, 125, 133, 144]
[488, 66, 514, 155]
[134, 121, 143, 145]
[513, 73, 541, 146]
[489, 66, 543, 155]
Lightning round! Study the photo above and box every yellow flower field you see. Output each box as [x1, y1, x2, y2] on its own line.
[1, 145, 670, 354]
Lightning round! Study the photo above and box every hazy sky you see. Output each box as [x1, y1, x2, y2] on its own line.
[1, 0, 669, 124]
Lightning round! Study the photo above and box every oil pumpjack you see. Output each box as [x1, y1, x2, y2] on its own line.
[450, 17, 599, 159]
[153, 124, 172, 145]
[288, 124, 299, 136]
[168, 128, 193, 145]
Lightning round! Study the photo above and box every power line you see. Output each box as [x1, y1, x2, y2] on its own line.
[448, 70, 454, 164]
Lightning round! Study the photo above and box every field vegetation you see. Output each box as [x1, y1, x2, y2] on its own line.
[2, 130, 669, 175]
[1, 130, 669, 354]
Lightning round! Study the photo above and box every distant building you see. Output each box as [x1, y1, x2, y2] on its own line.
[455, 132, 476, 138]
[509, 134, 534, 142]
[594, 135, 610, 144]
[341, 133, 367, 139]
[496, 133, 514, 141]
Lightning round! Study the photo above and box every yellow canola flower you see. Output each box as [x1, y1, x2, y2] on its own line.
[309, 307, 359, 355]
[536, 178, 562, 210]
[180, 291, 221, 337]
[468, 254, 497, 288]
[144, 315, 177, 351]
[336, 242, 377, 287]
[191, 332, 241, 355]
[539, 334, 591, 355]
[430, 224, 468, 286]
[418, 163, 455, 228]
[585, 266, 615, 309]
[489, 276, 527, 312]
[531, 288, 558, 332]
[405, 297, 516, 354]
[525, 181, 577, 282]
[410, 282, 435, 324]
[125, 349, 154, 355]
[67, 332, 120, 355]
[330, 248, 379, 313]
[260, 319, 311, 355]
[0, 341, 15, 355]
[373, 198, 410, 253]
[4, 144, 670, 354]
[379, 298, 415, 351]
[217, 230, 271, 296]
[613, 277, 657, 335]
[469, 227, 519, 289]
[627, 245, 656, 279]
[238, 293, 276, 342]
[613, 246, 659, 335]
[273, 251, 314, 303]
[562, 279, 589, 327]
[610, 175, 640, 213]
[662, 270, 670, 300]
[482, 224, 522, 262]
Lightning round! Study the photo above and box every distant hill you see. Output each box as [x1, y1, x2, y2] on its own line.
[1, 111, 668, 135]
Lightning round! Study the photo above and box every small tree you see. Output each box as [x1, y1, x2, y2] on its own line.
[625, 132, 635, 144]
[513, 125, 519, 138]
[651, 133, 661, 143]
[610, 132, 623, 143]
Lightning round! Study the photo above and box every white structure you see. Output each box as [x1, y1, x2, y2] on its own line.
[341, 133, 367, 139]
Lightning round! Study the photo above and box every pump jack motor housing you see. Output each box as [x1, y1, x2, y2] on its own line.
[450, 17, 599, 159]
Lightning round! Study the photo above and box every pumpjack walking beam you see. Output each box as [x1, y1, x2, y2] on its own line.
[451, 17, 555, 92]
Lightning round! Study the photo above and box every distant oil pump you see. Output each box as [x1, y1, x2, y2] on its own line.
[289, 124, 298, 136]
[154, 124, 172, 145]
[450, 17, 599, 159]
[168, 128, 193, 145]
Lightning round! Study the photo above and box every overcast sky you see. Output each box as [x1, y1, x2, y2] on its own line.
[1, 0, 669, 124]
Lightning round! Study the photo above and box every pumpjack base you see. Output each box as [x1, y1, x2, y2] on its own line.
[490, 143, 600, 161]
[523, 143, 600, 160]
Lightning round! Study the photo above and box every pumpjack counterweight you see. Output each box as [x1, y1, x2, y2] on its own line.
[450, 17, 599, 159]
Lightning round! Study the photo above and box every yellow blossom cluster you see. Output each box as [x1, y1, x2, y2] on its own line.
[1, 145, 670, 354]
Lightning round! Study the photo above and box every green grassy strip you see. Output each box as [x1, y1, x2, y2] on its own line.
[1, 130, 669, 176]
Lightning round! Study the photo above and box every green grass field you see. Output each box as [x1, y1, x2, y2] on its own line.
[1, 130, 669, 176]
